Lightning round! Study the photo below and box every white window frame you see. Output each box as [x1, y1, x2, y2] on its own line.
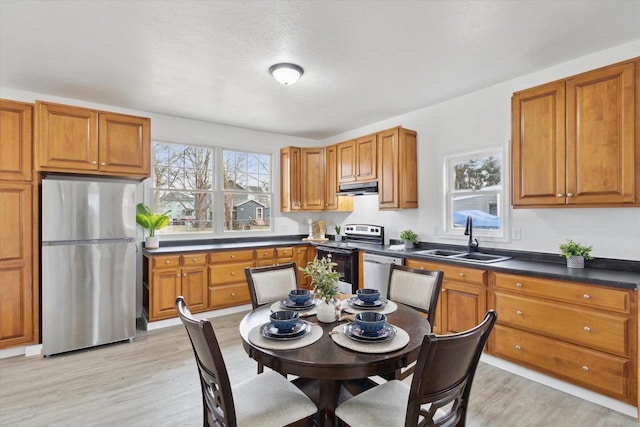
[147, 139, 273, 240]
[441, 144, 509, 242]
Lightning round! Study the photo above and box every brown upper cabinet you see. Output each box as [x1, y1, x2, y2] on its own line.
[0, 99, 33, 182]
[337, 133, 377, 184]
[300, 147, 326, 210]
[280, 146, 301, 212]
[35, 101, 150, 179]
[512, 58, 639, 207]
[378, 127, 418, 210]
[325, 144, 353, 211]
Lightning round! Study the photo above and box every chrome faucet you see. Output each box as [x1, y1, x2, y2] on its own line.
[464, 216, 480, 252]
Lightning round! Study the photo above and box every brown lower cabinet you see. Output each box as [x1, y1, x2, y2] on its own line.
[143, 245, 315, 321]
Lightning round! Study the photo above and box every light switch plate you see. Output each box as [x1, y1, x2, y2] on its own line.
[512, 228, 521, 240]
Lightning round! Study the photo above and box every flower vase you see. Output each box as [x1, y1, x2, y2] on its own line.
[316, 300, 337, 323]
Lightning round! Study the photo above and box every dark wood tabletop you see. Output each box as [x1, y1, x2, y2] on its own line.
[239, 302, 431, 426]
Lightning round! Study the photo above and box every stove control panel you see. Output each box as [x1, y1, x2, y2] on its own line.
[344, 224, 384, 237]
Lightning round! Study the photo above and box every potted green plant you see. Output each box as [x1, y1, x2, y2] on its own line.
[400, 229, 419, 249]
[300, 255, 342, 322]
[135, 203, 171, 249]
[559, 239, 593, 269]
[334, 225, 342, 241]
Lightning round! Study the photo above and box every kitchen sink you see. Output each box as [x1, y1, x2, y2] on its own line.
[414, 249, 511, 263]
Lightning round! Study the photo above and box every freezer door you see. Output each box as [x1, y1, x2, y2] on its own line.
[42, 241, 136, 356]
[42, 179, 136, 242]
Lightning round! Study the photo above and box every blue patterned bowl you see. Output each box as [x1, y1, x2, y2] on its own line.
[288, 289, 312, 305]
[270, 310, 299, 332]
[356, 288, 381, 304]
[355, 312, 386, 335]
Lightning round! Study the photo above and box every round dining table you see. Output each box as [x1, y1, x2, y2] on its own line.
[239, 302, 431, 426]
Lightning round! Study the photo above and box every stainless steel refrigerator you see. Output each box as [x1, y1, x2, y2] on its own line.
[41, 177, 137, 356]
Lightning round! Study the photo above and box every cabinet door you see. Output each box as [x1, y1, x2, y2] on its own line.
[150, 269, 181, 320]
[0, 183, 33, 348]
[378, 128, 399, 209]
[301, 147, 325, 210]
[337, 140, 356, 183]
[441, 281, 487, 334]
[566, 62, 635, 205]
[36, 101, 99, 172]
[511, 81, 566, 206]
[280, 147, 301, 212]
[98, 113, 150, 177]
[325, 145, 339, 210]
[295, 245, 313, 289]
[181, 266, 208, 313]
[0, 99, 32, 181]
[355, 133, 377, 181]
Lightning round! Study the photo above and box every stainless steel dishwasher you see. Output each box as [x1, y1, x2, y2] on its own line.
[362, 252, 404, 299]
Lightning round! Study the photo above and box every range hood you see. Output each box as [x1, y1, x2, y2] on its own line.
[337, 181, 378, 196]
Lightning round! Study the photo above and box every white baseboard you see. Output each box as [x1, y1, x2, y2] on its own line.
[481, 353, 638, 419]
[0, 344, 42, 359]
[145, 304, 251, 331]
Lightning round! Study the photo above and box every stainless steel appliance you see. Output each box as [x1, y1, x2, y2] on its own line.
[41, 177, 137, 356]
[362, 252, 404, 299]
[316, 224, 385, 294]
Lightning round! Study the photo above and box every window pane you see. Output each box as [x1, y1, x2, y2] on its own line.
[451, 193, 501, 230]
[223, 193, 271, 231]
[154, 190, 213, 234]
[453, 155, 502, 190]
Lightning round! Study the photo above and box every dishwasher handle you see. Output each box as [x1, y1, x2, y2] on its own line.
[363, 253, 404, 265]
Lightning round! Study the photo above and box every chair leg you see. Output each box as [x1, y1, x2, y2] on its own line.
[257, 362, 264, 374]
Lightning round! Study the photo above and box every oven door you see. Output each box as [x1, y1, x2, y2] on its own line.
[316, 246, 357, 294]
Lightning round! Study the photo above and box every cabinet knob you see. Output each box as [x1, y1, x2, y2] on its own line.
[583, 293, 590, 299]
[458, 272, 465, 277]
[231, 255, 236, 259]
[582, 366, 589, 371]
[515, 345, 521, 351]
[183, 273, 187, 277]
[516, 310, 523, 316]
[231, 271, 235, 275]
[556, 193, 564, 197]
[583, 326, 591, 332]
[165, 260, 171, 264]
[441, 288, 446, 292]
[176, 274, 180, 277]
[264, 251, 268, 255]
[92, 161, 97, 165]
[567, 192, 574, 197]
[516, 282, 523, 287]
[231, 292, 236, 297]
[193, 258, 198, 262]
[100, 162, 106, 166]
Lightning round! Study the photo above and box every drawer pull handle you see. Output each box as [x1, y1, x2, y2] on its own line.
[231, 272, 235, 276]
[264, 252, 268, 255]
[582, 366, 589, 371]
[556, 193, 564, 197]
[515, 345, 521, 351]
[92, 160, 97, 165]
[583, 326, 591, 332]
[516, 282, 523, 287]
[183, 273, 187, 277]
[165, 260, 171, 264]
[177, 274, 181, 277]
[516, 310, 523, 316]
[100, 162, 106, 166]
[231, 255, 236, 259]
[567, 192, 574, 197]
[458, 273, 465, 277]
[583, 293, 590, 299]
[193, 258, 198, 262]
[231, 292, 236, 297]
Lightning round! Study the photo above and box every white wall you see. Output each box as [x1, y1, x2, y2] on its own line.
[322, 40, 640, 261]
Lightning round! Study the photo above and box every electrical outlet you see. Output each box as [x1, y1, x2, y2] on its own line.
[512, 228, 521, 240]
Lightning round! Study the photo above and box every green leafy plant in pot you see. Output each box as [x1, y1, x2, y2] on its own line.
[136, 203, 171, 249]
[334, 225, 342, 241]
[300, 255, 342, 322]
[400, 229, 419, 249]
[559, 239, 593, 269]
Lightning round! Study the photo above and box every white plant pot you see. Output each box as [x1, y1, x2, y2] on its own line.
[567, 256, 584, 268]
[145, 236, 160, 249]
[316, 300, 337, 323]
[403, 241, 414, 249]
[335, 235, 343, 241]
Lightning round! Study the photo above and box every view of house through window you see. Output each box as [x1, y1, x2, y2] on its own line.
[443, 147, 505, 238]
[151, 142, 271, 235]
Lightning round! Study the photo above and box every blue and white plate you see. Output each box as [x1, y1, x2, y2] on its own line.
[280, 299, 316, 310]
[347, 297, 387, 310]
[261, 320, 311, 341]
[343, 323, 397, 342]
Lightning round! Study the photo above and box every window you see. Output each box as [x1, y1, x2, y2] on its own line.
[151, 141, 272, 236]
[442, 146, 507, 240]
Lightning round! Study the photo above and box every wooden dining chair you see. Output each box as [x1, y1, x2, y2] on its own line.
[245, 262, 299, 309]
[335, 310, 497, 427]
[176, 296, 317, 427]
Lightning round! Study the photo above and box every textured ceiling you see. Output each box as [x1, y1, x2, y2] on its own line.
[1, 0, 639, 140]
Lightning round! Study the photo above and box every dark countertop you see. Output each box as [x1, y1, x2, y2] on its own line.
[143, 236, 640, 290]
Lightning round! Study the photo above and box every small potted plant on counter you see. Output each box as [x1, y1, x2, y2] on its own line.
[559, 239, 593, 269]
[334, 225, 342, 241]
[136, 203, 171, 249]
[400, 229, 419, 249]
[300, 255, 342, 322]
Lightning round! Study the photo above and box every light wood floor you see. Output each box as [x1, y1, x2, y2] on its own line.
[0, 310, 637, 427]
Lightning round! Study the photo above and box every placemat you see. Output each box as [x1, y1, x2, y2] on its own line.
[330, 323, 409, 353]
[248, 321, 323, 350]
[340, 299, 398, 315]
[269, 300, 318, 317]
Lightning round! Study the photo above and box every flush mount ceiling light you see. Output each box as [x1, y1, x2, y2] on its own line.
[269, 63, 304, 85]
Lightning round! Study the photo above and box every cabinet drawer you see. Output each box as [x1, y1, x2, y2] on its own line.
[255, 260, 274, 267]
[209, 283, 250, 309]
[493, 325, 629, 400]
[495, 293, 629, 356]
[181, 253, 207, 266]
[151, 255, 180, 269]
[255, 248, 275, 261]
[276, 247, 294, 259]
[406, 259, 486, 285]
[208, 250, 254, 264]
[209, 263, 253, 286]
[494, 272, 630, 314]
[276, 257, 295, 265]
